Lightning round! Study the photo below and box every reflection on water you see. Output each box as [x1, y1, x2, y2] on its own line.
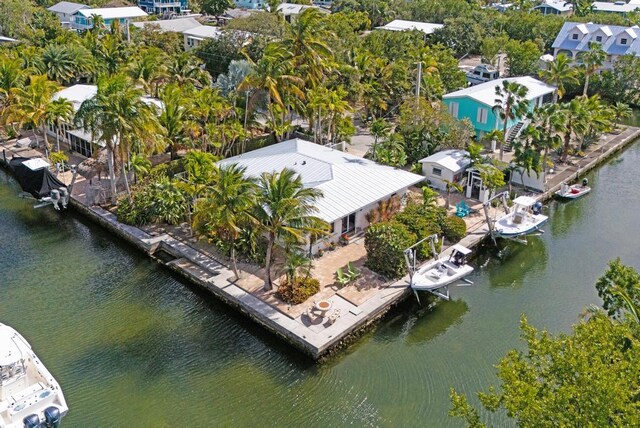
[1, 139, 639, 427]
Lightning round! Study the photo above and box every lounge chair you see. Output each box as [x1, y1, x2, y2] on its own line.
[456, 201, 470, 218]
[346, 262, 361, 281]
[336, 267, 351, 286]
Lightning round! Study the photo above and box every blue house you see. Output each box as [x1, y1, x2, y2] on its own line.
[443, 76, 556, 139]
[71, 7, 147, 31]
[138, 0, 188, 16]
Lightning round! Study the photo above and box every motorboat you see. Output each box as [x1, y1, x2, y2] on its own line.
[5, 157, 76, 210]
[0, 323, 68, 428]
[555, 179, 591, 200]
[492, 195, 548, 239]
[410, 245, 474, 292]
[405, 236, 474, 301]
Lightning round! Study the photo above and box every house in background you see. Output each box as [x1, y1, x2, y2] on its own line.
[443, 76, 557, 140]
[132, 17, 202, 34]
[47, 1, 89, 27]
[591, 0, 640, 15]
[533, 0, 573, 15]
[218, 139, 424, 253]
[419, 150, 470, 191]
[276, 3, 329, 22]
[552, 22, 640, 69]
[233, 0, 266, 10]
[137, 0, 188, 16]
[183, 26, 223, 50]
[376, 19, 444, 36]
[70, 7, 148, 31]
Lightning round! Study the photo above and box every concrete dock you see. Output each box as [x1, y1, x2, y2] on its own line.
[1, 125, 638, 360]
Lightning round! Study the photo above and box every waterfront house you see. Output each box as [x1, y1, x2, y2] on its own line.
[137, 0, 188, 16]
[218, 139, 424, 253]
[533, 0, 573, 15]
[443, 76, 557, 138]
[233, 0, 266, 10]
[376, 19, 444, 36]
[183, 26, 223, 50]
[70, 7, 148, 31]
[419, 150, 470, 191]
[591, 0, 640, 15]
[276, 3, 329, 22]
[47, 1, 89, 27]
[132, 17, 202, 34]
[552, 22, 640, 69]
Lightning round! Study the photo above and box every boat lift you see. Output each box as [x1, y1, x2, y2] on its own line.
[404, 235, 473, 303]
[482, 191, 544, 246]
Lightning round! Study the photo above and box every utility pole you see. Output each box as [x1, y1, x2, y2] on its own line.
[415, 61, 422, 121]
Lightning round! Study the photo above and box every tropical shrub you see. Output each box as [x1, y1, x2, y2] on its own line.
[365, 221, 416, 278]
[276, 276, 320, 304]
[116, 177, 188, 226]
[442, 215, 467, 243]
[394, 204, 443, 259]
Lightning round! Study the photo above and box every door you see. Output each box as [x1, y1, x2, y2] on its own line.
[341, 212, 356, 235]
[471, 176, 481, 200]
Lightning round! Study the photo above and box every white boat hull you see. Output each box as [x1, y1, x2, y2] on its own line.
[411, 260, 474, 291]
[555, 185, 591, 199]
[0, 324, 68, 428]
[494, 212, 548, 238]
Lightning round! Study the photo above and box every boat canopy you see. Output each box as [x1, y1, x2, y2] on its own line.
[512, 196, 537, 207]
[7, 157, 66, 199]
[451, 244, 472, 255]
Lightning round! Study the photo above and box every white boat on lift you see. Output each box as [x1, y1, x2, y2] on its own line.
[405, 236, 474, 301]
[490, 194, 548, 240]
[0, 323, 68, 428]
[555, 179, 591, 200]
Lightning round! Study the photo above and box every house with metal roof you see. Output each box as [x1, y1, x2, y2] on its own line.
[419, 150, 470, 191]
[552, 22, 640, 69]
[47, 1, 89, 27]
[592, 0, 640, 15]
[137, 0, 188, 16]
[218, 139, 424, 252]
[70, 7, 148, 31]
[376, 20, 444, 36]
[443, 76, 556, 138]
[183, 25, 223, 50]
[533, 0, 573, 15]
[132, 17, 202, 34]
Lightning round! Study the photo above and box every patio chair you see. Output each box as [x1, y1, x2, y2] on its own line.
[456, 201, 470, 218]
[335, 267, 351, 286]
[327, 309, 341, 325]
[346, 262, 361, 281]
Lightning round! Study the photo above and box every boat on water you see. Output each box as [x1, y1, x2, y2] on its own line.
[555, 179, 591, 200]
[5, 157, 76, 210]
[0, 323, 68, 428]
[489, 194, 548, 241]
[405, 236, 474, 301]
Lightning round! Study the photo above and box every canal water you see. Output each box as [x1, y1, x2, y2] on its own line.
[1, 141, 639, 427]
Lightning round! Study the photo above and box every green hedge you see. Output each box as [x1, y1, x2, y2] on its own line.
[442, 216, 467, 243]
[394, 203, 446, 258]
[276, 276, 320, 304]
[365, 221, 416, 279]
[116, 177, 188, 226]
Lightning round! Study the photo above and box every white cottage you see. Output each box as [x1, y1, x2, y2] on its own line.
[419, 150, 470, 191]
[218, 139, 424, 253]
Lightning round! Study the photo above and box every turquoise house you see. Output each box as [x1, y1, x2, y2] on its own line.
[71, 7, 147, 31]
[443, 76, 556, 138]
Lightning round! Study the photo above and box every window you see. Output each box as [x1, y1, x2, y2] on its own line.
[476, 107, 488, 124]
[448, 102, 459, 117]
[621, 38, 628, 45]
[572, 33, 578, 40]
[596, 36, 602, 42]
[432, 167, 442, 177]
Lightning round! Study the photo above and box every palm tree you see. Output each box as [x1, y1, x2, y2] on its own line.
[254, 168, 327, 291]
[194, 164, 257, 280]
[564, 0, 593, 17]
[538, 54, 578, 100]
[611, 102, 632, 130]
[444, 180, 464, 210]
[129, 153, 151, 184]
[493, 80, 529, 161]
[370, 118, 391, 161]
[533, 103, 563, 173]
[7, 75, 60, 154]
[128, 48, 168, 97]
[167, 53, 211, 88]
[44, 97, 74, 153]
[580, 42, 606, 96]
[159, 83, 193, 160]
[75, 74, 161, 202]
[558, 98, 587, 163]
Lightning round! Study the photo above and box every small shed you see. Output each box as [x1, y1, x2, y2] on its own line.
[419, 150, 470, 191]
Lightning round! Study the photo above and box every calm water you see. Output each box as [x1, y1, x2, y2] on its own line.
[1, 142, 639, 427]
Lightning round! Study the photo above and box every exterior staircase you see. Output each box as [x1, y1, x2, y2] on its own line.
[503, 121, 526, 152]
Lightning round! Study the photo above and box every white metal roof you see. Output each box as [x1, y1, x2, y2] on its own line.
[77, 7, 147, 20]
[419, 150, 470, 173]
[534, 0, 573, 12]
[52, 84, 97, 112]
[443, 76, 556, 107]
[218, 139, 424, 223]
[23, 158, 51, 171]
[592, 0, 640, 13]
[275, 3, 327, 15]
[377, 19, 444, 35]
[183, 25, 222, 39]
[132, 18, 202, 33]
[47, 1, 89, 15]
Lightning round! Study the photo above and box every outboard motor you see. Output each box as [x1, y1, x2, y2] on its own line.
[58, 187, 69, 209]
[44, 406, 61, 427]
[582, 178, 589, 187]
[50, 189, 61, 211]
[532, 201, 543, 215]
[23, 414, 40, 428]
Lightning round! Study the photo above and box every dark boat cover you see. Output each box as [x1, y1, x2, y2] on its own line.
[7, 157, 65, 199]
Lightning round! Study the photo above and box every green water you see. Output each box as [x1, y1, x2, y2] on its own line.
[1, 141, 639, 427]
